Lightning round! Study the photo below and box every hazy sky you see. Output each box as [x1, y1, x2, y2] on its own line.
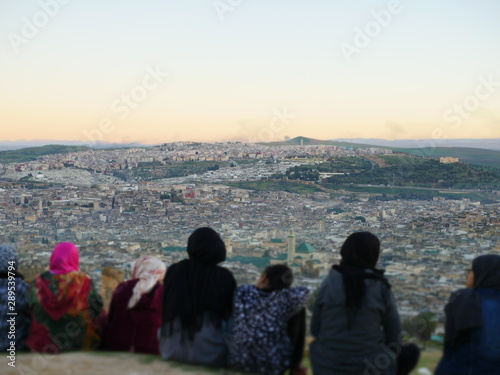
[1, 0, 499, 144]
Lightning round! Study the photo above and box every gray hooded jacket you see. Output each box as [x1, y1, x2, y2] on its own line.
[310, 268, 401, 375]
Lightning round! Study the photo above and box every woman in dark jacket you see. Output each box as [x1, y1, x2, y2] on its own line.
[435, 254, 500, 375]
[159, 227, 237, 367]
[104, 256, 166, 354]
[310, 232, 418, 375]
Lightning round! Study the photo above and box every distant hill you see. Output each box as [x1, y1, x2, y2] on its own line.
[0, 140, 148, 151]
[333, 138, 500, 151]
[272, 136, 500, 168]
[270, 136, 379, 149]
[0, 145, 92, 163]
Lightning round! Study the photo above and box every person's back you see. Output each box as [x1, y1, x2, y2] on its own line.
[311, 268, 400, 374]
[230, 265, 309, 375]
[104, 256, 166, 355]
[436, 254, 500, 374]
[27, 242, 106, 353]
[310, 232, 403, 375]
[159, 227, 236, 367]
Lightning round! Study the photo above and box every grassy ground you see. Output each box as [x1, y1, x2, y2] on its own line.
[410, 350, 441, 374]
[301, 349, 441, 374]
[2, 350, 441, 374]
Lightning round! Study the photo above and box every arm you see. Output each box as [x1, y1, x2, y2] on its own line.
[310, 279, 328, 338]
[287, 307, 306, 370]
[381, 288, 402, 345]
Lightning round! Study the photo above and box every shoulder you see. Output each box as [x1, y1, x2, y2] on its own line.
[114, 279, 138, 296]
[236, 284, 257, 296]
[215, 266, 237, 286]
[280, 286, 310, 304]
[17, 278, 30, 293]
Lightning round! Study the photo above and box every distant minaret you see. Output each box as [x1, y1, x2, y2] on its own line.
[287, 229, 296, 264]
[300, 138, 304, 146]
[225, 237, 233, 254]
[319, 219, 325, 233]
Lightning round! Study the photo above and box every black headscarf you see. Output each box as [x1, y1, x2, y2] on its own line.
[332, 232, 390, 312]
[161, 227, 236, 340]
[444, 254, 500, 347]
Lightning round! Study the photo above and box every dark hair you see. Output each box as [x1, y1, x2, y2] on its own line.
[340, 231, 380, 268]
[187, 227, 226, 265]
[263, 264, 293, 291]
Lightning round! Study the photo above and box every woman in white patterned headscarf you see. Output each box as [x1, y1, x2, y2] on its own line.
[104, 256, 166, 354]
[128, 256, 167, 308]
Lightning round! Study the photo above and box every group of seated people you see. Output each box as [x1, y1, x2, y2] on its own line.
[1, 228, 499, 374]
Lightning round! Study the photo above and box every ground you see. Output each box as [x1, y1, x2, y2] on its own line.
[1, 350, 440, 375]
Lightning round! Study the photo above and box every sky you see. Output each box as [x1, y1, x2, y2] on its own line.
[1, 0, 499, 145]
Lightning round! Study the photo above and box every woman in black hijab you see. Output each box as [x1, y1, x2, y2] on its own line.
[436, 254, 500, 374]
[310, 232, 419, 375]
[159, 227, 236, 367]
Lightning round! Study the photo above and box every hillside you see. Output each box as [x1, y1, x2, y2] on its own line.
[392, 147, 500, 168]
[269, 137, 500, 168]
[0, 145, 92, 163]
[272, 155, 500, 191]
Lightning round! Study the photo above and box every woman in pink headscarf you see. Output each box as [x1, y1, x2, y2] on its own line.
[104, 256, 166, 355]
[27, 242, 106, 353]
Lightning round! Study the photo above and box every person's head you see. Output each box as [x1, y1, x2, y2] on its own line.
[0, 245, 18, 272]
[50, 242, 80, 275]
[467, 254, 500, 289]
[187, 227, 226, 265]
[132, 255, 166, 282]
[128, 256, 167, 309]
[340, 231, 380, 269]
[256, 264, 294, 291]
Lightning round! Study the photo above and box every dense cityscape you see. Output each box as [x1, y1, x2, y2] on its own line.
[1, 141, 498, 327]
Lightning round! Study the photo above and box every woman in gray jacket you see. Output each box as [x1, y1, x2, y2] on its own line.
[310, 232, 418, 375]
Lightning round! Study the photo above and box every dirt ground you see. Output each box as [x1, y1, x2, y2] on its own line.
[1, 352, 231, 375]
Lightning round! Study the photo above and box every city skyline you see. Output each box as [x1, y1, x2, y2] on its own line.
[1, 0, 500, 144]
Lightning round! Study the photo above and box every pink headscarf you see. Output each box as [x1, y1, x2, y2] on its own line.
[128, 256, 166, 309]
[50, 242, 80, 275]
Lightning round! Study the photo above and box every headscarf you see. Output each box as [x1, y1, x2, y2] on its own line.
[472, 254, 500, 290]
[187, 227, 227, 265]
[444, 254, 500, 346]
[49, 242, 80, 275]
[332, 232, 390, 323]
[162, 227, 237, 340]
[128, 256, 166, 309]
[0, 244, 23, 279]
